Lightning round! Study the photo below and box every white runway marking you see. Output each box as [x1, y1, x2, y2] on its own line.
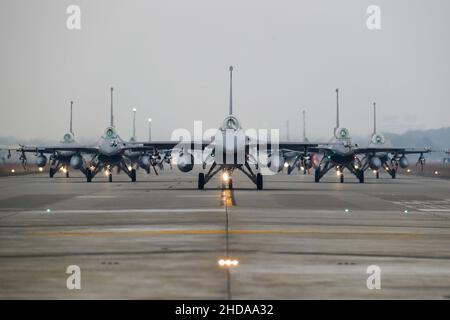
[18, 208, 224, 214]
[391, 199, 450, 213]
[75, 195, 117, 199]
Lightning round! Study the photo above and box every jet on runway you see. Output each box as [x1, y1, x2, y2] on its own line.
[16, 88, 154, 182]
[312, 89, 430, 183]
[142, 66, 324, 190]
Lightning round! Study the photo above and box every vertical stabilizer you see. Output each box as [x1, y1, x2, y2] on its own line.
[229, 66, 233, 115]
[335, 88, 340, 135]
[70, 101, 73, 135]
[110, 87, 114, 127]
[302, 110, 307, 142]
[373, 102, 377, 135]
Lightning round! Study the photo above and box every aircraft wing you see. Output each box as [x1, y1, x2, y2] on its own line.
[354, 147, 431, 155]
[277, 142, 319, 152]
[16, 145, 99, 154]
[141, 141, 213, 151]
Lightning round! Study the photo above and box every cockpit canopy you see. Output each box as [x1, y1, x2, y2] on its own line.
[61, 132, 75, 143]
[334, 127, 350, 140]
[104, 127, 117, 139]
[371, 133, 385, 145]
[221, 116, 241, 131]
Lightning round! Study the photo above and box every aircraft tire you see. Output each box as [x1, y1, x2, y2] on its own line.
[359, 170, 365, 183]
[66, 171, 69, 178]
[49, 168, 55, 178]
[131, 169, 136, 182]
[256, 173, 263, 190]
[86, 169, 92, 183]
[392, 170, 396, 179]
[314, 168, 320, 183]
[340, 173, 344, 183]
[198, 173, 205, 190]
[109, 173, 113, 183]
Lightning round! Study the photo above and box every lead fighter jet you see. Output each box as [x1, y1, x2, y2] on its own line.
[143, 66, 324, 190]
[312, 89, 430, 183]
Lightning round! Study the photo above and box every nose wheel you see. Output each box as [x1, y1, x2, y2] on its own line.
[256, 173, 263, 190]
[198, 173, 205, 190]
[86, 169, 92, 182]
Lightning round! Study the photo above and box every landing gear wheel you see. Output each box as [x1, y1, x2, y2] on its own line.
[358, 170, 365, 183]
[108, 173, 113, 183]
[256, 173, 263, 190]
[131, 169, 136, 182]
[376, 171, 380, 179]
[49, 167, 55, 178]
[315, 168, 321, 183]
[340, 173, 344, 183]
[66, 171, 69, 178]
[229, 179, 233, 190]
[86, 169, 92, 183]
[392, 170, 396, 179]
[198, 173, 205, 190]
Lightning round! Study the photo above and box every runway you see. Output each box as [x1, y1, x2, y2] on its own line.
[1, 168, 450, 299]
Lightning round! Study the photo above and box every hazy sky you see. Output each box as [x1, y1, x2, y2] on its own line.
[1, 0, 449, 142]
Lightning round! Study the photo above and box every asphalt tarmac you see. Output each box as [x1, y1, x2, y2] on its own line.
[1, 167, 450, 299]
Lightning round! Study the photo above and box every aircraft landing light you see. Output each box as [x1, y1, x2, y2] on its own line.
[283, 162, 289, 168]
[218, 258, 239, 268]
[222, 172, 229, 182]
[407, 169, 411, 173]
[344, 208, 350, 213]
[38, 167, 43, 172]
[128, 166, 132, 171]
[300, 166, 305, 171]
[434, 171, 439, 175]
[373, 170, 377, 174]
[11, 169, 15, 173]
[404, 210, 408, 213]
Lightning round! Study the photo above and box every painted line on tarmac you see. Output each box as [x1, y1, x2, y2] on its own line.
[19, 208, 224, 214]
[32, 229, 440, 238]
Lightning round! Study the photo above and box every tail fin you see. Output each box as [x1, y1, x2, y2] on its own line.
[70, 101, 74, 135]
[372, 102, 377, 135]
[334, 88, 340, 136]
[110, 87, 114, 127]
[302, 110, 307, 141]
[229, 66, 233, 115]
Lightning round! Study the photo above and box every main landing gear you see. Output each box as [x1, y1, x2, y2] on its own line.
[315, 161, 364, 184]
[197, 162, 263, 190]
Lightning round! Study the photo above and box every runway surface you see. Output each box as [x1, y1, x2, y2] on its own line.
[1, 168, 450, 299]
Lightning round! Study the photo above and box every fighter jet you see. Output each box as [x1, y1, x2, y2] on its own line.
[359, 102, 428, 178]
[312, 89, 430, 183]
[143, 66, 322, 190]
[285, 110, 319, 175]
[16, 88, 153, 182]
